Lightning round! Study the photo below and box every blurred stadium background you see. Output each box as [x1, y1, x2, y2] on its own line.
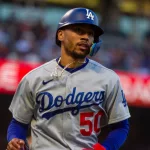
[0, 0, 150, 149]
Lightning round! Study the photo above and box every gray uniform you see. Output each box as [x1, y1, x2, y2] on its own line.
[9, 58, 130, 150]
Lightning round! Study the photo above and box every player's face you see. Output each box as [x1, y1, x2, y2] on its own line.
[58, 24, 94, 59]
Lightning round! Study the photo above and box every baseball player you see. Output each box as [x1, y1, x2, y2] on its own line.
[7, 7, 130, 150]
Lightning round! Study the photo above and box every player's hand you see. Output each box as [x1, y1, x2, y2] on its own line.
[7, 138, 25, 150]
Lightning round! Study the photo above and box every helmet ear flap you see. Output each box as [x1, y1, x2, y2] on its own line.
[89, 40, 102, 57]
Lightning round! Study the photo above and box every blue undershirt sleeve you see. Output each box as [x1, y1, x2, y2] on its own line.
[101, 119, 129, 150]
[7, 118, 29, 142]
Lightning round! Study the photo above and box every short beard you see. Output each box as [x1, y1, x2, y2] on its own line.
[65, 46, 90, 59]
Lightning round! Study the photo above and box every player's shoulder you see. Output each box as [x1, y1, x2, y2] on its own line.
[88, 59, 120, 80]
[23, 58, 57, 79]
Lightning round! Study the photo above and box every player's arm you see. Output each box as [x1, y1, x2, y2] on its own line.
[83, 119, 129, 150]
[97, 74, 130, 150]
[101, 118, 129, 150]
[7, 75, 34, 150]
[7, 118, 29, 150]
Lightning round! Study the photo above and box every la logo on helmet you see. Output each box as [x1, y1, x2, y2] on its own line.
[86, 9, 94, 20]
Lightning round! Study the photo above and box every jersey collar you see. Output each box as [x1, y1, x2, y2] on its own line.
[56, 57, 89, 73]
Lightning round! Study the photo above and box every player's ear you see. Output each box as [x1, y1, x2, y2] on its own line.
[57, 30, 64, 42]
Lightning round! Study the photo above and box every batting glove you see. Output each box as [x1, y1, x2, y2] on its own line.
[83, 143, 106, 150]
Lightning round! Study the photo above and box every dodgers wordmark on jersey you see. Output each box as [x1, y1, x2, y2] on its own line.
[9, 58, 130, 150]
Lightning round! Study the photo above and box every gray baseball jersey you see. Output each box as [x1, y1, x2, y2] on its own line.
[9, 58, 130, 150]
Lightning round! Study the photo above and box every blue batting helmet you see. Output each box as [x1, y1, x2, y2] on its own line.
[56, 7, 104, 46]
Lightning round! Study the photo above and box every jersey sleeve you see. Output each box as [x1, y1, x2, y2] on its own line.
[9, 75, 34, 124]
[105, 76, 131, 125]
